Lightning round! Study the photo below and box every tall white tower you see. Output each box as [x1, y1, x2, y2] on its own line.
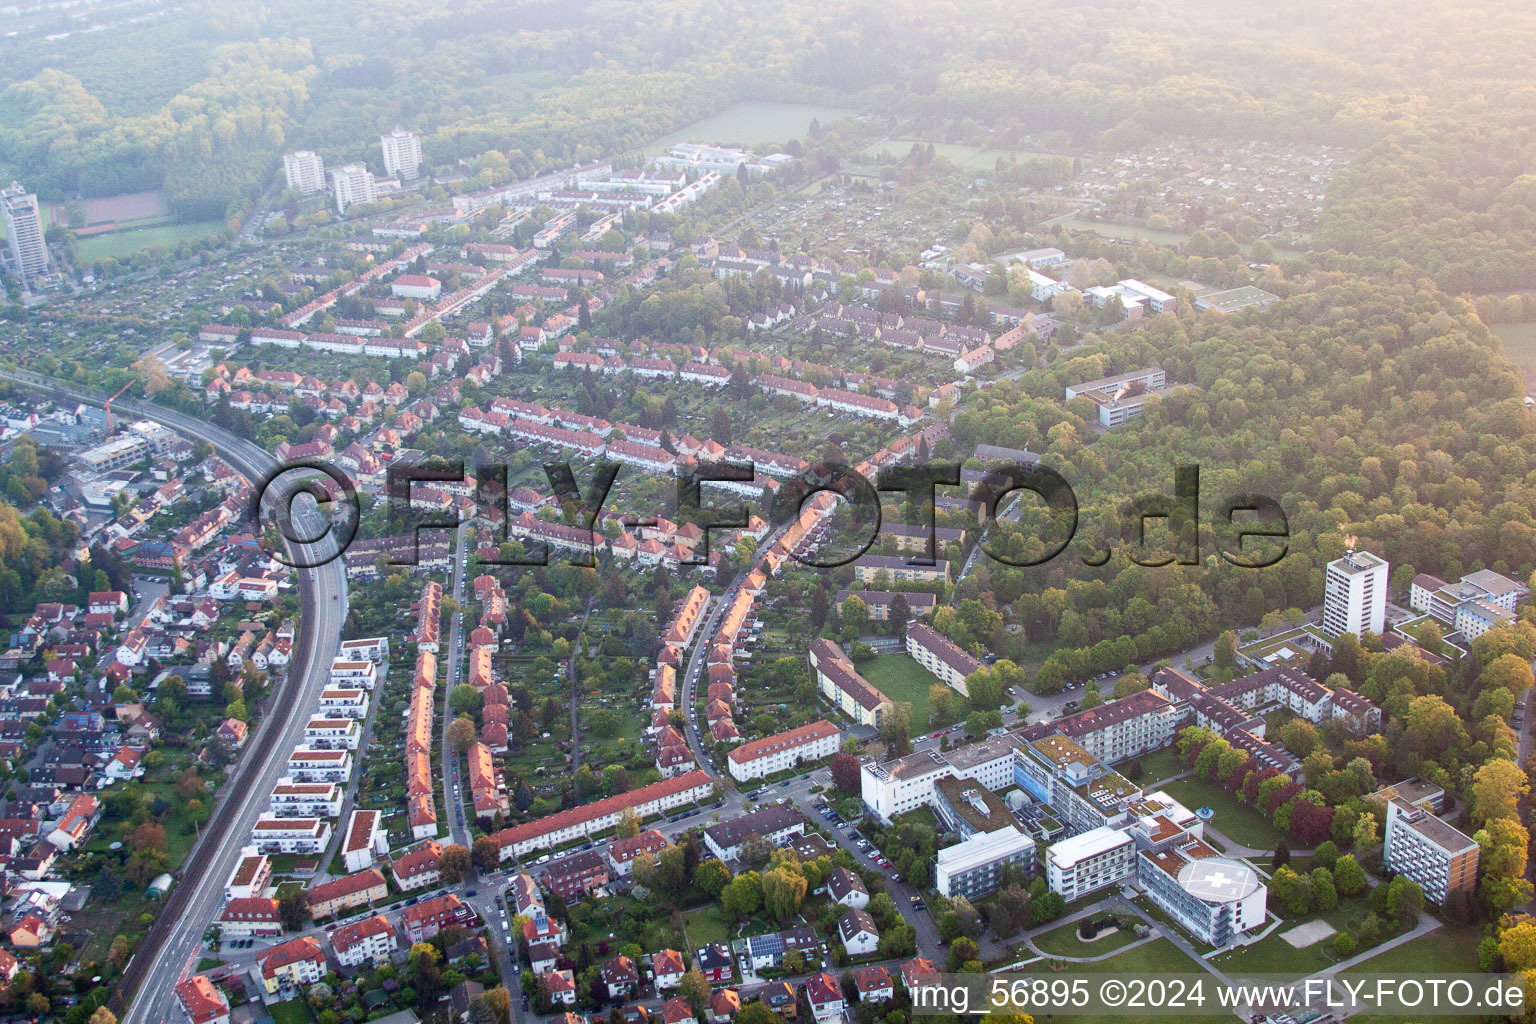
[380, 129, 422, 181]
[2, 181, 49, 281]
[1322, 539, 1388, 638]
[330, 164, 376, 214]
[282, 151, 326, 195]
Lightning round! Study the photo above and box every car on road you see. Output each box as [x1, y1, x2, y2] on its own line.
[405, 896, 419, 905]
[913, 899, 927, 911]
[779, 780, 791, 787]
[466, 890, 478, 897]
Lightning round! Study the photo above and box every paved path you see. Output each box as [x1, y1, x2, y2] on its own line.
[568, 599, 594, 775]
[441, 521, 472, 846]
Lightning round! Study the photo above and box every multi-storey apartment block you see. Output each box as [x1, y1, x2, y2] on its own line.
[1383, 797, 1479, 905]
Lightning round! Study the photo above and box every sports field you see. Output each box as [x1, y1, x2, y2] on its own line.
[649, 101, 858, 153]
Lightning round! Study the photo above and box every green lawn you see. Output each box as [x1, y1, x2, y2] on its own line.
[1044, 937, 1192, 975]
[267, 999, 315, 1024]
[1127, 746, 1186, 786]
[1032, 918, 1139, 958]
[860, 653, 939, 730]
[1161, 777, 1284, 850]
[1342, 923, 1483, 975]
[76, 219, 225, 260]
[682, 906, 733, 948]
[648, 101, 858, 154]
[1494, 321, 1536, 374]
[1211, 901, 1361, 977]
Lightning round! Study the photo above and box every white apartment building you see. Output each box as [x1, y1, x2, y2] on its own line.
[1046, 826, 1136, 900]
[329, 659, 378, 689]
[1051, 689, 1179, 765]
[905, 623, 981, 696]
[1410, 569, 1526, 640]
[251, 816, 333, 855]
[331, 163, 377, 214]
[726, 720, 840, 782]
[286, 747, 352, 782]
[1383, 797, 1479, 905]
[224, 848, 272, 900]
[341, 809, 388, 872]
[1322, 547, 1388, 638]
[331, 914, 398, 968]
[268, 779, 343, 818]
[1, 182, 49, 280]
[318, 688, 369, 718]
[493, 772, 713, 859]
[338, 637, 391, 662]
[305, 716, 363, 750]
[380, 129, 423, 180]
[282, 151, 326, 195]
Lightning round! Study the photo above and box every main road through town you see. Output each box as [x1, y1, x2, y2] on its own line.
[0, 371, 350, 1024]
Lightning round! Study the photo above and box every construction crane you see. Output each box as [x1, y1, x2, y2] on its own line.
[104, 379, 135, 435]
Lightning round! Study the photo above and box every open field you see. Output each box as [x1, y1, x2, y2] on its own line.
[860, 652, 938, 730]
[862, 138, 1059, 171]
[1160, 777, 1284, 850]
[47, 189, 166, 226]
[77, 220, 226, 260]
[648, 101, 858, 154]
[1054, 216, 1306, 261]
[1493, 321, 1536, 375]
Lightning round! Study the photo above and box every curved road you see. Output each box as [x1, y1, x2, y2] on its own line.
[0, 372, 349, 1024]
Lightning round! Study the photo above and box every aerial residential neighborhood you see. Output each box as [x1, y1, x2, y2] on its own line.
[0, 2, 1532, 1024]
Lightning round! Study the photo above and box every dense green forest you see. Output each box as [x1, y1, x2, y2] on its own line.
[949, 275, 1535, 684]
